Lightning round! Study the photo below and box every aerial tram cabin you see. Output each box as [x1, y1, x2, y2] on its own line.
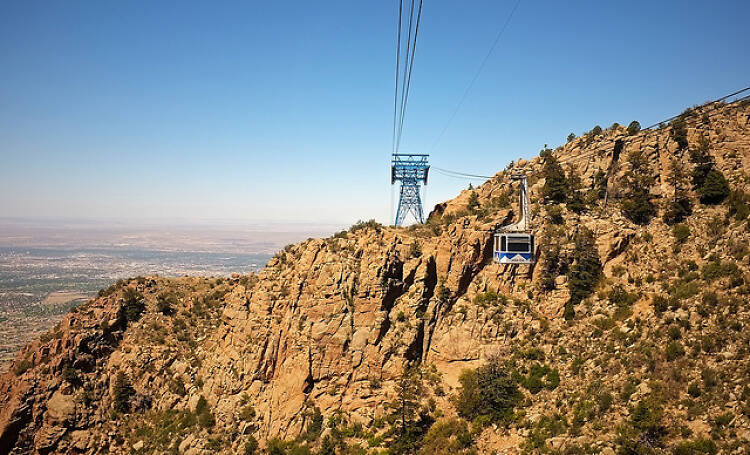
[494, 232, 535, 264]
[493, 173, 535, 265]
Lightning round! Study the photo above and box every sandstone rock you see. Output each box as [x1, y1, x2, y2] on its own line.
[179, 434, 195, 453]
[46, 390, 75, 425]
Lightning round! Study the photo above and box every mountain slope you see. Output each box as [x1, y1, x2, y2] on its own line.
[1, 100, 749, 455]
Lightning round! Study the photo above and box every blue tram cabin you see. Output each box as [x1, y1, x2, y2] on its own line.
[493, 232, 535, 264]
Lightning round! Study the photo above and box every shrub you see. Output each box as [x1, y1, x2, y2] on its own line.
[666, 341, 685, 361]
[518, 363, 560, 394]
[409, 241, 422, 258]
[454, 359, 521, 424]
[673, 438, 717, 455]
[590, 125, 602, 136]
[672, 224, 690, 243]
[156, 292, 177, 316]
[349, 219, 383, 233]
[627, 121, 641, 135]
[589, 169, 608, 202]
[417, 418, 474, 455]
[653, 295, 669, 314]
[539, 243, 562, 292]
[519, 367, 543, 394]
[728, 189, 750, 221]
[13, 359, 32, 376]
[473, 289, 504, 308]
[303, 407, 324, 441]
[687, 382, 701, 398]
[547, 205, 564, 225]
[701, 260, 740, 282]
[698, 170, 730, 204]
[672, 280, 700, 300]
[525, 414, 567, 451]
[123, 287, 145, 323]
[597, 391, 613, 413]
[567, 133, 576, 142]
[626, 394, 666, 443]
[664, 197, 692, 225]
[239, 403, 256, 421]
[62, 365, 80, 385]
[244, 437, 259, 455]
[609, 285, 638, 307]
[701, 368, 717, 389]
[168, 377, 187, 396]
[195, 395, 216, 428]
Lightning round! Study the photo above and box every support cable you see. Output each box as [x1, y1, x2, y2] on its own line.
[429, 0, 522, 153]
[396, 0, 424, 153]
[391, 0, 403, 155]
[431, 86, 749, 180]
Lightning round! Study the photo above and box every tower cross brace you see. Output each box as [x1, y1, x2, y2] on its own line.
[391, 154, 429, 226]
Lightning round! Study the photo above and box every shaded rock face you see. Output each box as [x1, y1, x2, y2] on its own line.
[1, 101, 749, 454]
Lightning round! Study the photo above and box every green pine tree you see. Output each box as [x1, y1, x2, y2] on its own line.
[112, 371, 134, 413]
[670, 116, 689, 150]
[698, 169, 730, 204]
[663, 156, 692, 225]
[566, 167, 586, 213]
[566, 227, 602, 319]
[541, 149, 568, 203]
[621, 150, 656, 225]
[466, 191, 480, 213]
[689, 135, 714, 189]
[389, 366, 430, 454]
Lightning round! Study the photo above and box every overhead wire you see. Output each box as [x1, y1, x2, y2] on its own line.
[556, 87, 750, 166]
[396, 0, 415, 154]
[433, 167, 495, 180]
[396, 0, 423, 153]
[391, 0, 424, 155]
[431, 85, 750, 180]
[429, 0, 522, 153]
[391, 0, 403, 155]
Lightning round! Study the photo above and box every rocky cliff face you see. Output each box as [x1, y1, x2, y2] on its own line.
[1, 101, 749, 455]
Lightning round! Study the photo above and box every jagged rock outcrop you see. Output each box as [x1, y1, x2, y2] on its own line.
[1, 101, 749, 454]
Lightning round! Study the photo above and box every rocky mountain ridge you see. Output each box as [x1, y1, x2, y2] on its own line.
[1, 100, 749, 455]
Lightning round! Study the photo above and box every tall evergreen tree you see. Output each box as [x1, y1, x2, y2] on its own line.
[112, 371, 134, 413]
[663, 156, 692, 225]
[466, 191, 480, 213]
[621, 150, 656, 225]
[389, 366, 430, 454]
[688, 134, 730, 204]
[566, 227, 602, 319]
[670, 116, 689, 150]
[540, 148, 568, 204]
[689, 135, 714, 189]
[566, 166, 586, 213]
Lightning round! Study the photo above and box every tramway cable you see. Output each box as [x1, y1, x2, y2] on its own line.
[429, 0, 523, 153]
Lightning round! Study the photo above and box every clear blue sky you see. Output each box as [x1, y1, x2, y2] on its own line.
[1, 0, 748, 225]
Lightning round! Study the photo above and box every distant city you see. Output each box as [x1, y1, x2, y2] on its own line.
[0, 218, 339, 368]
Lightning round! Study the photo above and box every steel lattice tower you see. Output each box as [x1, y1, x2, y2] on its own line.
[391, 154, 429, 226]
